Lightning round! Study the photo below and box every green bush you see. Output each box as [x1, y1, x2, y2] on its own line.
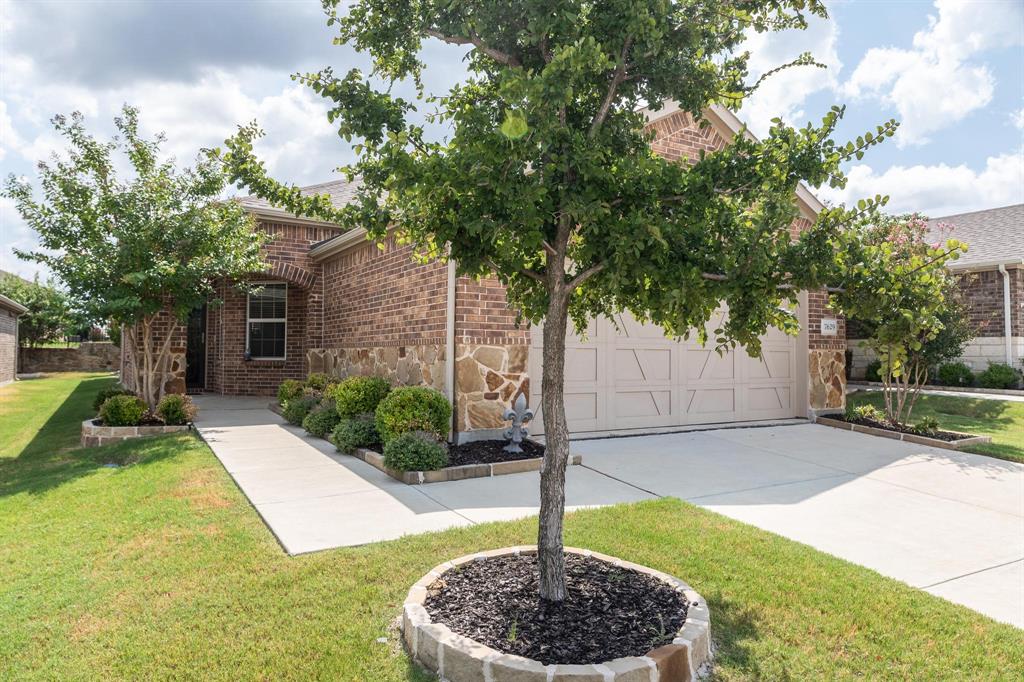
[330, 376, 391, 418]
[864, 359, 882, 383]
[383, 431, 449, 471]
[93, 384, 134, 413]
[304, 372, 335, 391]
[277, 379, 304, 405]
[156, 394, 197, 425]
[851, 404, 882, 422]
[302, 401, 341, 438]
[976, 363, 1021, 390]
[374, 386, 452, 444]
[330, 416, 380, 454]
[936, 362, 974, 387]
[914, 415, 940, 434]
[283, 395, 319, 426]
[100, 394, 147, 426]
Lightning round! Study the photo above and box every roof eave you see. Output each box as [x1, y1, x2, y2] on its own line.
[309, 227, 370, 261]
[242, 205, 344, 230]
[0, 293, 28, 315]
[946, 258, 1024, 272]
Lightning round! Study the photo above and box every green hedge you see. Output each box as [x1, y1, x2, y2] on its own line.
[331, 416, 380, 454]
[330, 376, 391, 418]
[156, 394, 197, 425]
[383, 431, 449, 471]
[100, 394, 147, 426]
[374, 386, 451, 444]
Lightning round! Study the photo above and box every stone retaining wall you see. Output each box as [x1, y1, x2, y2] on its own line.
[80, 419, 191, 448]
[20, 342, 120, 374]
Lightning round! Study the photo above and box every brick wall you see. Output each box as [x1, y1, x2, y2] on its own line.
[957, 267, 1024, 337]
[0, 308, 16, 384]
[455, 275, 529, 346]
[321, 236, 448, 347]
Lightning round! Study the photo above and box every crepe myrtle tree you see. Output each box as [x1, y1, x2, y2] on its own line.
[832, 214, 966, 425]
[220, 0, 897, 601]
[4, 106, 267, 408]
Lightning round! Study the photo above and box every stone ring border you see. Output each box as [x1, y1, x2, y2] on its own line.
[402, 546, 712, 682]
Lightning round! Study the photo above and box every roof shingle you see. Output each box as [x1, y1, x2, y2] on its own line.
[927, 204, 1024, 268]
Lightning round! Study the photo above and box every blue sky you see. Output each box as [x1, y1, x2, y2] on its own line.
[2, 0, 1022, 280]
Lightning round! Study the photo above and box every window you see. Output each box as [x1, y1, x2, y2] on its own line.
[247, 283, 286, 359]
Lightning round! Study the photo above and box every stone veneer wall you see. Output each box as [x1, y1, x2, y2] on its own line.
[453, 342, 529, 433]
[307, 344, 447, 392]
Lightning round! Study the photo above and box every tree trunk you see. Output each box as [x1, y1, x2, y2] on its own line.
[537, 288, 571, 602]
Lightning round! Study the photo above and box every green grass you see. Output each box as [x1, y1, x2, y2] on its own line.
[847, 391, 1024, 464]
[1, 376, 1022, 680]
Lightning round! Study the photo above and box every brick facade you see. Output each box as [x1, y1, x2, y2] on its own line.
[0, 307, 17, 385]
[956, 267, 1024, 337]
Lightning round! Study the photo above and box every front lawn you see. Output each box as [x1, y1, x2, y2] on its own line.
[847, 391, 1024, 464]
[2, 376, 1022, 680]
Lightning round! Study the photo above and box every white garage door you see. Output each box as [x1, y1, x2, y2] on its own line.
[529, 310, 799, 435]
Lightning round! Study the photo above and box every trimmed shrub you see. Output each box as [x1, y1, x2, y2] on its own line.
[283, 395, 319, 426]
[864, 359, 882, 383]
[156, 394, 197, 425]
[330, 415, 380, 454]
[976, 363, 1021, 390]
[302, 400, 342, 438]
[914, 415, 940, 435]
[383, 431, 449, 471]
[93, 384, 134, 413]
[277, 379, 304, 405]
[850, 404, 882, 422]
[304, 372, 335, 391]
[374, 386, 452, 444]
[100, 394, 147, 426]
[330, 376, 391, 418]
[936, 362, 974, 387]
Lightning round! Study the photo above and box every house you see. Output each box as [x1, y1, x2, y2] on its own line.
[0, 291, 28, 386]
[848, 204, 1023, 378]
[121, 104, 847, 440]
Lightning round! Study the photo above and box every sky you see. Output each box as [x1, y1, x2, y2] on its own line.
[1, 0, 1022, 280]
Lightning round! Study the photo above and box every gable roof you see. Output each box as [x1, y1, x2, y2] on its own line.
[238, 178, 361, 227]
[927, 204, 1024, 270]
[0, 293, 28, 315]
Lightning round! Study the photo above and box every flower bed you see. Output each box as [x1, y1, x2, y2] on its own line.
[348, 444, 582, 485]
[402, 546, 711, 681]
[81, 419, 191, 447]
[816, 415, 991, 451]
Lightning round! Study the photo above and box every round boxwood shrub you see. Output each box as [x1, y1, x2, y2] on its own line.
[156, 394, 197, 425]
[93, 384, 134, 413]
[936, 362, 974, 387]
[283, 395, 319, 426]
[331, 376, 391, 418]
[100, 394, 147, 426]
[374, 386, 452, 444]
[277, 379, 304, 405]
[976, 363, 1021, 390]
[330, 415, 380, 454]
[864, 359, 882, 383]
[302, 401, 342, 439]
[383, 431, 449, 471]
[304, 372, 335, 391]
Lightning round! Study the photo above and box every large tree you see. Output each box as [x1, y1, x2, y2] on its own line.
[222, 0, 895, 601]
[0, 273, 80, 347]
[4, 106, 267, 408]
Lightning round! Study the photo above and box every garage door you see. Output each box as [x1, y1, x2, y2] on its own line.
[529, 310, 799, 435]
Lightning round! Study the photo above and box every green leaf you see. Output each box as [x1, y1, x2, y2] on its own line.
[500, 112, 528, 140]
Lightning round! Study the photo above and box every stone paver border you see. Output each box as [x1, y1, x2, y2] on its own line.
[80, 418, 191, 447]
[815, 416, 991, 451]
[402, 546, 711, 681]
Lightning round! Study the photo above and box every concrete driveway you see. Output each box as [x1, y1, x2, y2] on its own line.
[194, 396, 1023, 628]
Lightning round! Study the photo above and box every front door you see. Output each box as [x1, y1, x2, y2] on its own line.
[185, 305, 207, 392]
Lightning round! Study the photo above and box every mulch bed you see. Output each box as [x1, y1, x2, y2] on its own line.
[832, 414, 964, 442]
[92, 417, 166, 427]
[423, 553, 688, 665]
[447, 439, 545, 466]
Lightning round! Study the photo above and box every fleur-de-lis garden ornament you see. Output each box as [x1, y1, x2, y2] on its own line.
[502, 393, 534, 453]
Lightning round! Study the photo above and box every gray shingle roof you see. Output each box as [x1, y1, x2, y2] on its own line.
[927, 204, 1024, 268]
[237, 178, 362, 217]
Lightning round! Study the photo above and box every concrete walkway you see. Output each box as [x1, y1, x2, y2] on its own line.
[194, 396, 1023, 628]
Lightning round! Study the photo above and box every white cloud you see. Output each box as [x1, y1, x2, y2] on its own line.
[740, 16, 841, 136]
[1012, 108, 1024, 130]
[841, 0, 1024, 146]
[817, 148, 1024, 216]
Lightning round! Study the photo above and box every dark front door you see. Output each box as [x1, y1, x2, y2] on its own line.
[185, 305, 207, 392]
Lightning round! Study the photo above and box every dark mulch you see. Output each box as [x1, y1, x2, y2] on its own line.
[832, 414, 966, 442]
[423, 553, 688, 665]
[447, 439, 545, 466]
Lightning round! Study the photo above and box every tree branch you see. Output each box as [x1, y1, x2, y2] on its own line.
[568, 262, 604, 289]
[486, 258, 545, 283]
[424, 29, 521, 67]
[589, 36, 633, 139]
[701, 272, 844, 293]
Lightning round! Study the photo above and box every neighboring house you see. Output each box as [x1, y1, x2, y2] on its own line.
[848, 204, 1023, 378]
[121, 103, 847, 440]
[0, 292, 28, 386]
